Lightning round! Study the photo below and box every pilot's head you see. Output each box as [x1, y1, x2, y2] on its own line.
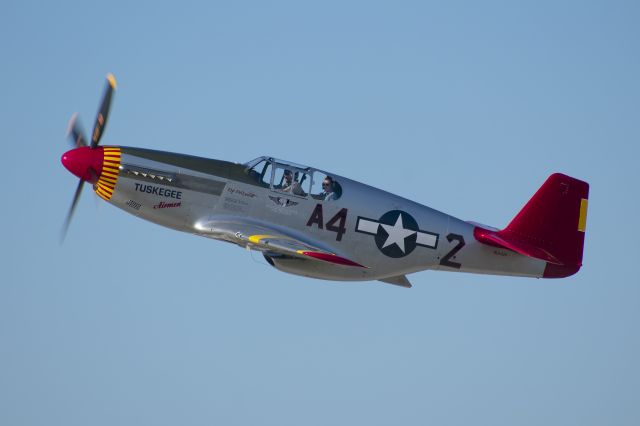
[323, 176, 334, 192]
[284, 170, 293, 183]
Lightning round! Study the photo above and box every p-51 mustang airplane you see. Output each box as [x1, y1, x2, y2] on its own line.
[61, 75, 589, 287]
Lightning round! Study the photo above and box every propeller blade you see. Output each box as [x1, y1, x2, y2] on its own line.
[60, 179, 85, 243]
[66, 112, 88, 148]
[90, 73, 117, 148]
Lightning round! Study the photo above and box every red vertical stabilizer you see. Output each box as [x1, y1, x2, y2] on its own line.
[474, 173, 589, 278]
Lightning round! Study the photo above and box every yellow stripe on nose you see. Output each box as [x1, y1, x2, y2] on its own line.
[578, 198, 588, 232]
[94, 146, 121, 201]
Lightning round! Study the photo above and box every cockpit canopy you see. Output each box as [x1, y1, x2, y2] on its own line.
[245, 157, 342, 201]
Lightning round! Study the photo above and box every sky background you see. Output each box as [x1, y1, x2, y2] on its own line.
[2, 1, 639, 425]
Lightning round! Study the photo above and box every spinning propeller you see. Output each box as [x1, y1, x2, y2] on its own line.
[61, 74, 117, 242]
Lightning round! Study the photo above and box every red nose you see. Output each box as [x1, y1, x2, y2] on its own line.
[61, 147, 104, 183]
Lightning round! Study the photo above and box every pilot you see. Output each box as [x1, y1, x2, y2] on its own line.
[283, 170, 305, 196]
[320, 176, 338, 201]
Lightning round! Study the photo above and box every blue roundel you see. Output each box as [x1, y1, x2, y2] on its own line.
[374, 210, 419, 258]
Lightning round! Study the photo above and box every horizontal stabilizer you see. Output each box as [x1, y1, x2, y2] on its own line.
[474, 228, 562, 264]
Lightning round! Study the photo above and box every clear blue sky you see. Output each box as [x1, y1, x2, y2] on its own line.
[2, 1, 639, 425]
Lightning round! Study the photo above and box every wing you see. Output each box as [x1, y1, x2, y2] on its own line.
[197, 218, 366, 268]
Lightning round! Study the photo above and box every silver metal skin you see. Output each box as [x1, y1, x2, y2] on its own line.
[105, 147, 545, 286]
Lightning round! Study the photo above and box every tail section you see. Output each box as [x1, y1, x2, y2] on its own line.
[474, 173, 589, 278]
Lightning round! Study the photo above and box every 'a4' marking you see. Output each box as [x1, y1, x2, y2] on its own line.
[306, 204, 348, 241]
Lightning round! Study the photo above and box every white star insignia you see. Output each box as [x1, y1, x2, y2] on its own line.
[380, 214, 416, 253]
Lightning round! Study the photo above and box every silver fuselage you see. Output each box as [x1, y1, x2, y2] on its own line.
[103, 146, 545, 282]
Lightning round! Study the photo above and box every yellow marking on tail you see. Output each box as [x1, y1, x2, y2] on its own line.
[578, 198, 588, 232]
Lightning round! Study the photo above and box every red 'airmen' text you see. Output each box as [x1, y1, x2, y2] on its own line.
[153, 201, 181, 209]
